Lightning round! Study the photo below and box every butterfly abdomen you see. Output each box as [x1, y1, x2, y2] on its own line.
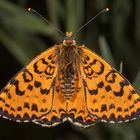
[60, 77, 76, 100]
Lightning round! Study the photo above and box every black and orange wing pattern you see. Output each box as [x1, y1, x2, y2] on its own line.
[80, 45, 140, 124]
[0, 45, 60, 126]
[39, 77, 97, 127]
[0, 31, 140, 128]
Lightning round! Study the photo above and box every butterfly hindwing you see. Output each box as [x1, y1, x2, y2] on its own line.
[0, 46, 58, 124]
[80, 45, 140, 123]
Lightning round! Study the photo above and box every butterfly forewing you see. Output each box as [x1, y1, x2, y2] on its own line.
[80, 45, 140, 123]
[0, 46, 58, 122]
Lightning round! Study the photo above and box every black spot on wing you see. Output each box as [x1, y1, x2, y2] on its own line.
[129, 105, 134, 109]
[85, 80, 104, 95]
[45, 65, 55, 76]
[40, 108, 48, 112]
[23, 113, 30, 120]
[33, 59, 43, 74]
[85, 55, 90, 61]
[91, 59, 104, 75]
[83, 59, 104, 78]
[10, 107, 15, 112]
[22, 69, 33, 82]
[48, 55, 53, 60]
[124, 108, 129, 112]
[83, 65, 94, 77]
[32, 104, 38, 112]
[42, 58, 49, 65]
[128, 94, 132, 100]
[117, 107, 122, 112]
[109, 104, 115, 110]
[105, 85, 112, 92]
[94, 109, 99, 112]
[108, 113, 116, 121]
[10, 79, 25, 96]
[34, 81, 41, 88]
[17, 106, 22, 111]
[27, 84, 33, 91]
[0, 97, 5, 103]
[113, 81, 128, 97]
[134, 98, 140, 104]
[97, 81, 104, 88]
[33, 58, 48, 74]
[101, 104, 107, 112]
[105, 70, 116, 83]
[5, 104, 10, 108]
[40, 88, 50, 95]
[24, 102, 30, 109]
[88, 88, 98, 95]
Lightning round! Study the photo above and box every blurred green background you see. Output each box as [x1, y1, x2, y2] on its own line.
[0, 0, 140, 140]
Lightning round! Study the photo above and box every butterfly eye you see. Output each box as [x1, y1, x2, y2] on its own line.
[64, 37, 69, 40]
[71, 37, 75, 40]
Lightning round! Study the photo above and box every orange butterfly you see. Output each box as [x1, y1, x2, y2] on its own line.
[0, 8, 140, 128]
[0, 31, 140, 127]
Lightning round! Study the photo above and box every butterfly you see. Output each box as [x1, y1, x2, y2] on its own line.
[0, 31, 140, 128]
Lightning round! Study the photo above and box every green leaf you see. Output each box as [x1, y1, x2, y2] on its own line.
[133, 69, 140, 92]
[99, 35, 116, 67]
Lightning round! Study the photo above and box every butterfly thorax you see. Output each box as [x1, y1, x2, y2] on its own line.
[56, 32, 82, 102]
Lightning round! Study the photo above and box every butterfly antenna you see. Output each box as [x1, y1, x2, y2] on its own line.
[74, 8, 109, 36]
[28, 8, 65, 37]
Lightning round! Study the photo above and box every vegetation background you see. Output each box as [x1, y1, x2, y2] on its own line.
[0, 0, 140, 140]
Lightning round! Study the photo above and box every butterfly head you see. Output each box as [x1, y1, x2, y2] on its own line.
[63, 32, 76, 46]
